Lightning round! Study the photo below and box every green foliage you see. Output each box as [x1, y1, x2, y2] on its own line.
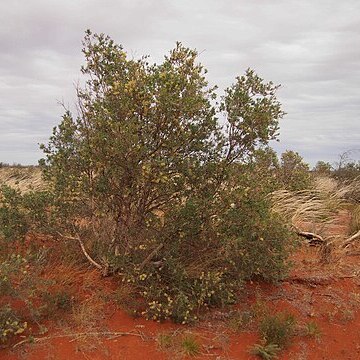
[259, 312, 296, 349]
[0, 186, 28, 241]
[136, 269, 239, 323]
[0, 253, 29, 296]
[278, 150, 312, 191]
[0, 253, 32, 345]
[313, 161, 332, 175]
[0, 245, 59, 342]
[41, 290, 73, 313]
[0, 185, 54, 241]
[251, 311, 296, 360]
[303, 321, 321, 340]
[21, 191, 55, 233]
[247, 147, 280, 193]
[40, 30, 292, 322]
[0, 306, 27, 344]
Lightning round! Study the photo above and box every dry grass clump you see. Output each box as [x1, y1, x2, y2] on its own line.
[270, 176, 356, 227]
[270, 176, 360, 258]
[44, 262, 91, 288]
[71, 294, 106, 329]
[156, 331, 202, 357]
[349, 204, 360, 235]
[0, 167, 45, 193]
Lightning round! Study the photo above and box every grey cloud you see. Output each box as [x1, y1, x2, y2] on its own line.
[0, 0, 359, 165]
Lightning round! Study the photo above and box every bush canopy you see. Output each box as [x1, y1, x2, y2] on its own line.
[39, 30, 292, 322]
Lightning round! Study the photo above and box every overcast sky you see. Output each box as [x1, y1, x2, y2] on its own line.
[1, 0, 359, 166]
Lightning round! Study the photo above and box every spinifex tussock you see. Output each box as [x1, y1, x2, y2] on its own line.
[270, 176, 355, 227]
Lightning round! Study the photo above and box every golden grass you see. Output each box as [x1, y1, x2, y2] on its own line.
[45, 262, 97, 289]
[349, 204, 360, 235]
[270, 176, 360, 259]
[71, 294, 106, 329]
[0, 166, 45, 192]
[270, 176, 356, 227]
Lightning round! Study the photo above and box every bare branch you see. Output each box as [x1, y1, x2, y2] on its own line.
[342, 230, 360, 248]
[296, 230, 325, 244]
[57, 232, 104, 272]
[139, 243, 164, 271]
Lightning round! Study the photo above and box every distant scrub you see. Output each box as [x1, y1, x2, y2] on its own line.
[0, 185, 54, 241]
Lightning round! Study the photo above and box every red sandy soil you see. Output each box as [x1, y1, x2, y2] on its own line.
[1, 214, 360, 360]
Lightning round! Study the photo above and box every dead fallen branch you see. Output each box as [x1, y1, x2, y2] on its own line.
[342, 230, 360, 248]
[296, 230, 325, 245]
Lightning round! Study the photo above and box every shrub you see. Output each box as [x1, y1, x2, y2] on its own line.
[0, 247, 61, 345]
[0, 185, 55, 242]
[0, 253, 31, 346]
[0, 306, 27, 344]
[40, 30, 292, 322]
[313, 161, 332, 176]
[333, 151, 360, 181]
[0, 186, 28, 241]
[0, 253, 29, 296]
[278, 150, 312, 191]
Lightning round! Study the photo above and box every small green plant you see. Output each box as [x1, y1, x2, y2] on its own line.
[181, 333, 201, 357]
[0, 306, 27, 344]
[157, 333, 174, 350]
[41, 290, 73, 312]
[0, 253, 29, 296]
[304, 321, 321, 340]
[259, 312, 296, 349]
[228, 309, 254, 332]
[251, 343, 280, 360]
[340, 308, 355, 323]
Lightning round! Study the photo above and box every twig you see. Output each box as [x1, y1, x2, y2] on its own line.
[337, 274, 358, 279]
[283, 275, 333, 286]
[13, 331, 143, 348]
